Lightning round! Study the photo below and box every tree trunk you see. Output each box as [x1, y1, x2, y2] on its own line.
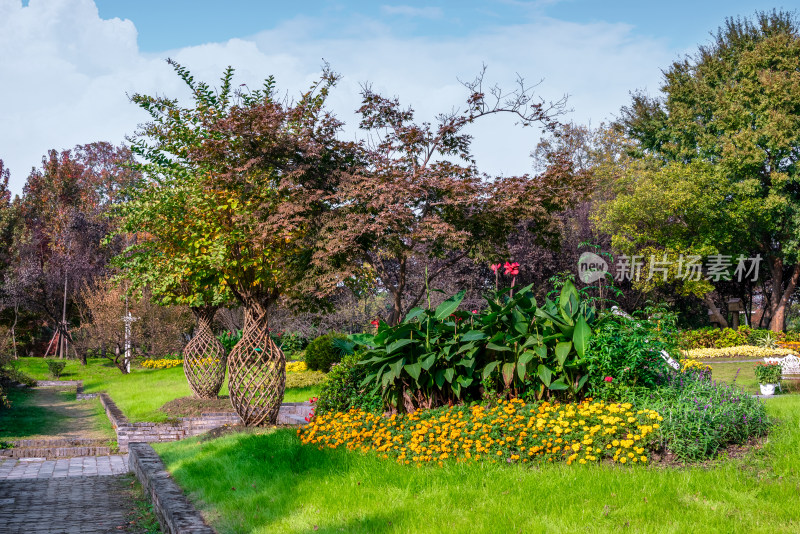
[227, 301, 285, 426]
[10, 302, 18, 360]
[769, 260, 800, 333]
[703, 294, 728, 328]
[183, 306, 226, 399]
[114, 345, 129, 374]
[387, 258, 407, 326]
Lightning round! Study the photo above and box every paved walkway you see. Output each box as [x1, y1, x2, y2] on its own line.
[0, 455, 129, 480]
[0, 455, 151, 534]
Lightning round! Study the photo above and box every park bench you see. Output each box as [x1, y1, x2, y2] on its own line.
[763, 354, 800, 381]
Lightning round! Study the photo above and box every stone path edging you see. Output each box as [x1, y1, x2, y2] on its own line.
[31, 379, 311, 453]
[0, 455, 129, 480]
[34, 379, 98, 399]
[99, 391, 311, 451]
[129, 442, 215, 534]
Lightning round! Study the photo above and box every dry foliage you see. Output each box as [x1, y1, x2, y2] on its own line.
[74, 277, 192, 372]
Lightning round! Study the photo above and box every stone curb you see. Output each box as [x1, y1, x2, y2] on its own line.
[33, 380, 311, 452]
[128, 443, 215, 534]
[33, 379, 97, 399]
[0, 446, 112, 458]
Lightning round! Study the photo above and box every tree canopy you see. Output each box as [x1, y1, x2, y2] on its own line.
[604, 10, 800, 330]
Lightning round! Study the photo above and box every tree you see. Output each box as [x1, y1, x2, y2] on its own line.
[74, 278, 191, 372]
[113, 150, 233, 389]
[6, 145, 139, 359]
[123, 61, 358, 423]
[325, 70, 588, 324]
[0, 160, 20, 357]
[610, 11, 800, 331]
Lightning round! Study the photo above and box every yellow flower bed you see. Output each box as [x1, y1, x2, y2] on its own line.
[299, 398, 662, 467]
[683, 345, 798, 359]
[141, 358, 182, 369]
[286, 361, 307, 373]
[679, 358, 711, 374]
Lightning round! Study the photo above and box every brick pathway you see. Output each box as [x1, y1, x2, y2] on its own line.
[0, 455, 129, 480]
[0, 455, 152, 533]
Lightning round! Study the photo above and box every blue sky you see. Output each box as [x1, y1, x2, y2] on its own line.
[93, 1, 790, 52]
[2, 0, 795, 194]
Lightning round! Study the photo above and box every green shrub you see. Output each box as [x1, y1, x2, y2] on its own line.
[354, 281, 596, 412]
[285, 370, 327, 389]
[46, 360, 67, 379]
[305, 333, 348, 372]
[315, 352, 383, 414]
[636, 374, 770, 461]
[679, 325, 795, 349]
[2, 367, 35, 387]
[217, 330, 242, 353]
[584, 307, 677, 399]
[273, 332, 308, 357]
[754, 362, 782, 384]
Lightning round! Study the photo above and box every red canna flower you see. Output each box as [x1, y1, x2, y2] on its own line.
[471, 309, 478, 314]
[504, 261, 520, 276]
[604, 376, 613, 383]
[370, 319, 380, 327]
[490, 263, 502, 273]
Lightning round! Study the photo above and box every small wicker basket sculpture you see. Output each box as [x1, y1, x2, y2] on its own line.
[183, 306, 227, 399]
[227, 307, 285, 426]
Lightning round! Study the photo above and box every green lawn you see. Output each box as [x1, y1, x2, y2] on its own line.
[709, 361, 760, 394]
[154, 396, 800, 533]
[710, 361, 800, 395]
[0, 387, 115, 441]
[12, 358, 319, 423]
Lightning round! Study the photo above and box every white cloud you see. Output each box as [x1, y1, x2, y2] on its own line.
[0, 0, 675, 195]
[381, 5, 444, 19]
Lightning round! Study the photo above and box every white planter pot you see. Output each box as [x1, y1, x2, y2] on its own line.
[759, 383, 778, 396]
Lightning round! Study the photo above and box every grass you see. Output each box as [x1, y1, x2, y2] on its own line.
[12, 357, 320, 423]
[124, 473, 163, 534]
[0, 387, 115, 441]
[709, 361, 760, 394]
[155, 396, 800, 533]
[710, 361, 800, 395]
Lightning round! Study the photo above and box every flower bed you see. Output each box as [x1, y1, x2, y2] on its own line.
[636, 374, 770, 460]
[299, 398, 662, 466]
[141, 358, 183, 369]
[286, 361, 307, 373]
[683, 345, 797, 359]
[679, 358, 711, 375]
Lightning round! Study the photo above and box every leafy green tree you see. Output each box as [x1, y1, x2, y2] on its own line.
[606, 11, 800, 331]
[119, 61, 357, 423]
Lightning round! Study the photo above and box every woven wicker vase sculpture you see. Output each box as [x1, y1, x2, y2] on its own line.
[228, 307, 285, 426]
[183, 306, 227, 399]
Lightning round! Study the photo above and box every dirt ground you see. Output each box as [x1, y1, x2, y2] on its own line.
[159, 395, 235, 418]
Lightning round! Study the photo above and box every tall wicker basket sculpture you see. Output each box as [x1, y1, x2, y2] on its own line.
[227, 307, 285, 426]
[183, 306, 227, 399]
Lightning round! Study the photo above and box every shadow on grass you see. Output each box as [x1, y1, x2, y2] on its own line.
[0, 388, 74, 438]
[160, 430, 403, 533]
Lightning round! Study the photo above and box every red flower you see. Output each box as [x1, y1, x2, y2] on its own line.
[371, 319, 380, 327]
[504, 261, 520, 276]
[490, 263, 502, 273]
[604, 376, 613, 383]
[471, 309, 478, 314]
[309, 397, 318, 404]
